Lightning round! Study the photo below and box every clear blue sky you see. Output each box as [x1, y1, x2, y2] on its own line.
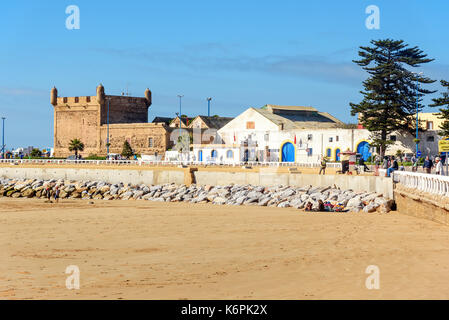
[1, 0, 448, 149]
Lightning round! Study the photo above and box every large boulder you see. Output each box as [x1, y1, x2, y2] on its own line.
[213, 197, 227, 205]
[22, 188, 36, 198]
[346, 196, 362, 209]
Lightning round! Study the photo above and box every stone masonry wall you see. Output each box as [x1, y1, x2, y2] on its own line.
[100, 95, 149, 125]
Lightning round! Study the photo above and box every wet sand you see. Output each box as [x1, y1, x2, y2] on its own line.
[1, 198, 449, 299]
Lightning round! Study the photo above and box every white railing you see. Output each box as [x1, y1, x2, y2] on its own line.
[393, 171, 449, 197]
[0, 158, 342, 168]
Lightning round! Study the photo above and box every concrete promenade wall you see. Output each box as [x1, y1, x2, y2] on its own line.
[394, 184, 449, 225]
[0, 166, 394, 198]
[0, 167, 185, 186]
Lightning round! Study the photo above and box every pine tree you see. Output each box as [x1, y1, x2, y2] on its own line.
[430, 80, 449, 137]
[121, 140, 134, 159]
[350, 39, 435, 156]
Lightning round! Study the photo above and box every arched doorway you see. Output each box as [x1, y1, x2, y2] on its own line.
[243, 149, 249, 162]
[281, 142, 295, 162]
[198, 150, 202, 161]
[211, 150, 218, 159]
[356, 141, 371, 161]
[335, 148, 341, 161]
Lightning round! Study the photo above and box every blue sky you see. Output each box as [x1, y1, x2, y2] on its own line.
[1, 0, 449, 148]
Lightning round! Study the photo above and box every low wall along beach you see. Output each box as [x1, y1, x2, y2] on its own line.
[0, 165, 394, 198]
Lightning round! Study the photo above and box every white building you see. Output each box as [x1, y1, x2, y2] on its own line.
[203, 105, 441, 164]
[216, 105, 370, 163]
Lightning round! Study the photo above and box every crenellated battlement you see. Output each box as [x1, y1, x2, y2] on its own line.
[56, 96, 97, 105]
[51, 84, 152, 109]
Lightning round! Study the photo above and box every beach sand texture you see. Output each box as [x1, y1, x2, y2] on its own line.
[1, 198, 449, 299]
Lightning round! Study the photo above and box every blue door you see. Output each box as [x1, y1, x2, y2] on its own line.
[281, 142, 295, 162]
[211, 150, 217, 158]
[335, 148, 341, 161]
[198, 150, 202, 161]
[357, 141, 371, 161]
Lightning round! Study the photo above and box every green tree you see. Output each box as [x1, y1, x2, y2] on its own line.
[350, 39, 435, 157]
[30, 148, 42, 157]
[121, 140, 134, 159]
[395, 149, 405, 161]
[430, 80, 449, 137]
[68, 138, 85, 158]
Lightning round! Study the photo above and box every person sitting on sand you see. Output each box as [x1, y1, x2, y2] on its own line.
[305, 202, 313, 211]
[317, 199, 325, 212]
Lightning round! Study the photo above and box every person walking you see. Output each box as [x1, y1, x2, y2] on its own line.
[382, 156, 389, 170]
[423, 156, 433, 174]
[411, 154, 417, 172]
[45, 186, 51, 201]
[435, 157, 443, 175]
[54, 186, 60, 203]
[319, 156, 327, 175]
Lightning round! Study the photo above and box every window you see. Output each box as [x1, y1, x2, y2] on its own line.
[75, 97, 79, 103]
[329, 137, 333, 142]
[264, 133, 269, 141]
[86, 96, 91, 102]
[148, 137, 154, 147]
[307, 134, 313, 141]
[246, 121, 255, 129]
[390, 135, 397, 141]
[336, 136, 339, 142]
[427, 121, 434, 130]
[427, 136, 435, 142]
[326, 148, 332, 158]
[211, 150, 218, 158]
[307, 148, 313, 156]
[226, 150, 233, 159]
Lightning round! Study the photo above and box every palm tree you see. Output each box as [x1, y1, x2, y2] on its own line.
[68, 138, 85, 158]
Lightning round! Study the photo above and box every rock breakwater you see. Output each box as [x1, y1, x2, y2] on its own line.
[0, 178, 394, 213]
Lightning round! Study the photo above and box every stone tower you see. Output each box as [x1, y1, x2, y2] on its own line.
[50, 84, 169, 157]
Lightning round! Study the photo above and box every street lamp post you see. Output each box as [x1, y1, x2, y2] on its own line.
[206, 97, 212, 117]
[177, 95, 183, 137]
[107, 98, 110, 155]
[414, 72, 423, 156]
[1, 117, 5, 159]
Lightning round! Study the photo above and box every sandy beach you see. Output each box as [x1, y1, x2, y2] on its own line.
[2, 197, 449, 300]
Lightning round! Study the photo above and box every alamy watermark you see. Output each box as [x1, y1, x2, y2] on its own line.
[365, 265, 380, 289]
[66, 5, 80, 30]
[365, 5, 380, 30]
[65, 265, 80, 290]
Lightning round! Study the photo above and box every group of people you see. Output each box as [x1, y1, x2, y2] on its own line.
[412, 155, 445, 175]
[44, 185, 60, 203]
[320, 152, 446, 177]
[304, 199, 347, 212]
[375, 154, 446, 177]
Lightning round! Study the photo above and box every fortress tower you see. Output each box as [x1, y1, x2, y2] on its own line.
[51, 84, 171, 157]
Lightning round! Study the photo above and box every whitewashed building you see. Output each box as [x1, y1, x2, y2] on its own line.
[216, 105, 371, 163]
[210, 105, 440, 164]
